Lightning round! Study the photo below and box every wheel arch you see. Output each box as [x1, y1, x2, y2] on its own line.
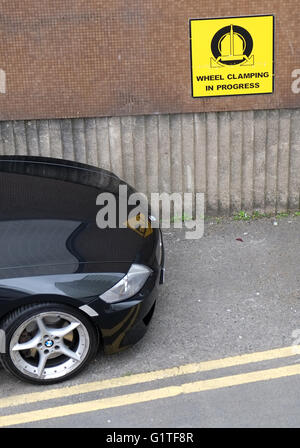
[0, 294, 102, 354]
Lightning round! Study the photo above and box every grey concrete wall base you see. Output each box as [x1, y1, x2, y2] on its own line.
[0, 108, 299, 216]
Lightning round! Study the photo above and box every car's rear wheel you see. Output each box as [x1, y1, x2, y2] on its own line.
[0, 303, 99, 384]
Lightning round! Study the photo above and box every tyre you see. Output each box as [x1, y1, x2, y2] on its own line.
[0, 302, 99, 385]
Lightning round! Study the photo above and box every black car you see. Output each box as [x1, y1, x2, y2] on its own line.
[0, 156, 164, 384]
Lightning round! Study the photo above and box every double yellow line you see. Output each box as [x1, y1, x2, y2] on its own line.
[1, 345, 300, 427]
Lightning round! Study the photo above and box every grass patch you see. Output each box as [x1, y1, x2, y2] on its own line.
[233, 210, 300, 221]
[276, 212, 289, 219]
[233, 210, 270, 221]
[170, 214, 193, 223]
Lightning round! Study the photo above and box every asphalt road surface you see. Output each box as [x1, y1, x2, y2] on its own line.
[1, 216, 300, 428]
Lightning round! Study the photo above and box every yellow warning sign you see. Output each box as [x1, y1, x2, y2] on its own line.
[125, 213, 153, 238]
[190, 15, 274, 97]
